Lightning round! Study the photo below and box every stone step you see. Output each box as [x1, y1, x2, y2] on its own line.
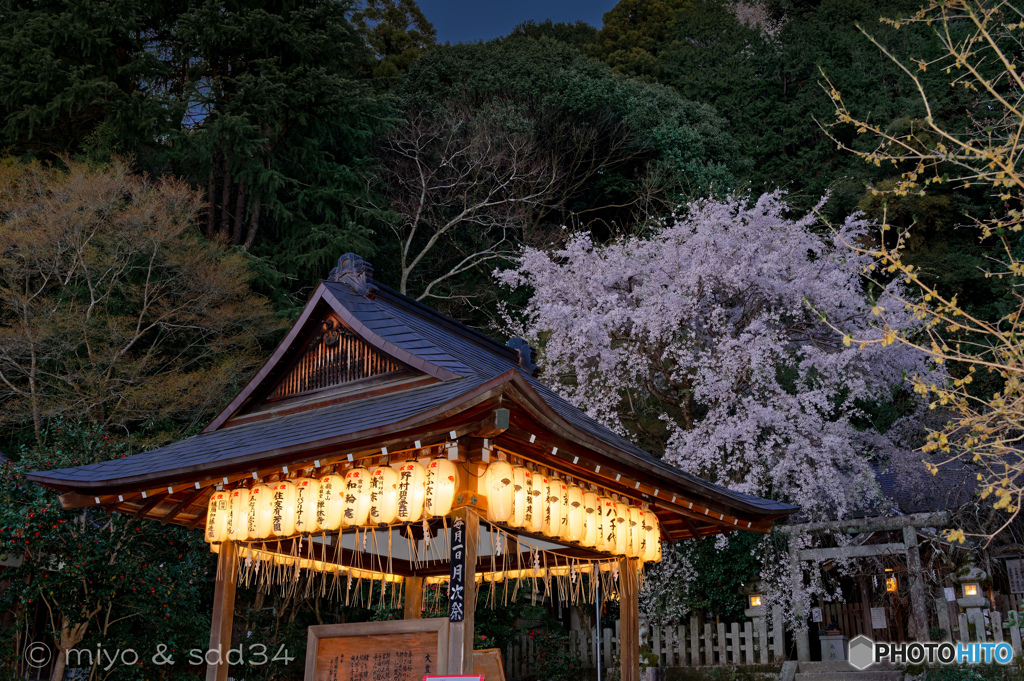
[795, 673, 901, 681]
[797, 661, 900, 673]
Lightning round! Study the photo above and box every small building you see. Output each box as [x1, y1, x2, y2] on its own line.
[28, 254, 797, 681]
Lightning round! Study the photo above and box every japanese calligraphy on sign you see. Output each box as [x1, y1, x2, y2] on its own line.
[306, 619, 449, 681]
[1008, 559, 1024, 594]
[449, 517, 466, 623]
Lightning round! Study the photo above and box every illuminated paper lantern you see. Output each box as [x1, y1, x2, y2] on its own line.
[627, 506, 643, 558]
[510, 466, 531, 528]
[556, 478, 572, 540]
[425, 458, 459, 517]
[227, 487, 250, 542]
[248, 483, 275, 539]
[544, 476, 566, 538]
[341, 468, 371, 527]
[317, 473, 346, 530]
[396, 461, 427, 523]
[582, 491, 600, 547]
[597, 497, 616, 552]
[484, 460, 514, 523]
[565, 485, 585, 542]
[205, 490, 230, 543]
[642, 510, 659, 562]
[271, 480, 297, 537]
[369, 466, 399, 525]
[614, 501, 630, 555]
[294, 477, 320, 534]
[524, 472, 546, 534]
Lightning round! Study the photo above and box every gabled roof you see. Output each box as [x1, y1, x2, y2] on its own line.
[27, 254, 797, 534]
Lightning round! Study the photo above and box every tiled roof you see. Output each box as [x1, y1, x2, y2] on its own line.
[27, 259, 797, 517]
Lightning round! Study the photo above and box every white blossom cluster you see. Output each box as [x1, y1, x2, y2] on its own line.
[499, 193, 932, 622]
[499, 192, 927, 520]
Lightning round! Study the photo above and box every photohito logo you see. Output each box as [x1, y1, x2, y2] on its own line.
[847, 635, 1014, 669]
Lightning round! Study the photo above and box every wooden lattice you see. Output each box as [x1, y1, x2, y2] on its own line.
[268, 317, 402, 400]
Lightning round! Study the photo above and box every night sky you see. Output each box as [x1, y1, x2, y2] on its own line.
[418, 0, 619, 43]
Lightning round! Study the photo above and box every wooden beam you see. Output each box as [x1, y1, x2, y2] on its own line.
[162, 488, 207, 525]
[797, 543, 905, 562]
[206, 541, 238, 681]
[472, 408, 510, 438]
[133, 493, 167, 519]
[404, 576, 423, 620]
[619, 557, 640, 681]
[779, 511, 949, 535]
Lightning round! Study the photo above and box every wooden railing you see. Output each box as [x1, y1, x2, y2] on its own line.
[504, 608, 786, 678]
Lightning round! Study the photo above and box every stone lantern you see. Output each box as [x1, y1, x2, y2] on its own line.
[952, 566, 989, 641]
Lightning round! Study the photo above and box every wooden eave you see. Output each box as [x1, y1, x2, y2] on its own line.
[203, 283, 463, 433]
[48, 372, 792, 542]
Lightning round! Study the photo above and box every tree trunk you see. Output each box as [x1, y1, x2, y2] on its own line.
[206, 157, 218, 238]
[220, 150, 233, 241]
[50, 614, 97, 681]
[243, 195, 261, 251]
[232, 176, 247, 246]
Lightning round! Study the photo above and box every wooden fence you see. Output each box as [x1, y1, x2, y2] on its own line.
[505, 608, 785, 678]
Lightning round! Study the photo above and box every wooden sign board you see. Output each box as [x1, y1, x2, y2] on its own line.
[473, 648, 505, 681]
[305, 618, 449, 681]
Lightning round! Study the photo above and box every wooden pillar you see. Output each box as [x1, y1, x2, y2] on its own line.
[618, 558, 640, 681]
[207, 541, 237, 681]
[447, 508, 479, 674]
[789, 547, 810, 662]
[404, 576, 424, 620]
[903, 526, 929, 640]
[859, 577, 873, 638]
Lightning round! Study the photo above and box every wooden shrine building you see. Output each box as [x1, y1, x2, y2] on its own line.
[28, 254, 797, 681]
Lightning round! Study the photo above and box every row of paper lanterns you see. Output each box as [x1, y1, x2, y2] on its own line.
[205, 459, 460, 543]
[205, 458, 661, 563]
[482, 460, 662, 562]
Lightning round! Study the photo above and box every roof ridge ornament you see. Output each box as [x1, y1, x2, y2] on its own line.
[327, 253, 378, 299]
[507, 337, 538, 374]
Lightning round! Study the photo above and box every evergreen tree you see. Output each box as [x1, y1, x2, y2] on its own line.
[353, 0, 437, 79]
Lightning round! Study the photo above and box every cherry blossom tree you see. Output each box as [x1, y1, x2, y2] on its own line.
[499, 192, 930, 522]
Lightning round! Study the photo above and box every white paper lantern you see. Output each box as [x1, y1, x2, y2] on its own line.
[484, 460, 514, 523]
[317, 473, 346, 530]
[271, 480, 297, 537]
[524, 470, 546, 534]
[205, 490, 230, 543]
[294, 477, 320, 534]
[597, 496, 616, 552]
[642, 510, 660, 562]
[626, 506, 643, 558]
[248, 483, 275, 539]
[341, 468, 371, 527]
[565, 485, 585, 542]
[227, 487, 250, 542]
[369, 466, 399, 525]
[425, 458, 459, 517]
[582, 491, 600, 547]
[556, 478, 572, 541]
[614, 501, 630, 555]
[544, 476, 566, 538]
[510, 466, 531, 528]
[396, 461, 427, 523]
